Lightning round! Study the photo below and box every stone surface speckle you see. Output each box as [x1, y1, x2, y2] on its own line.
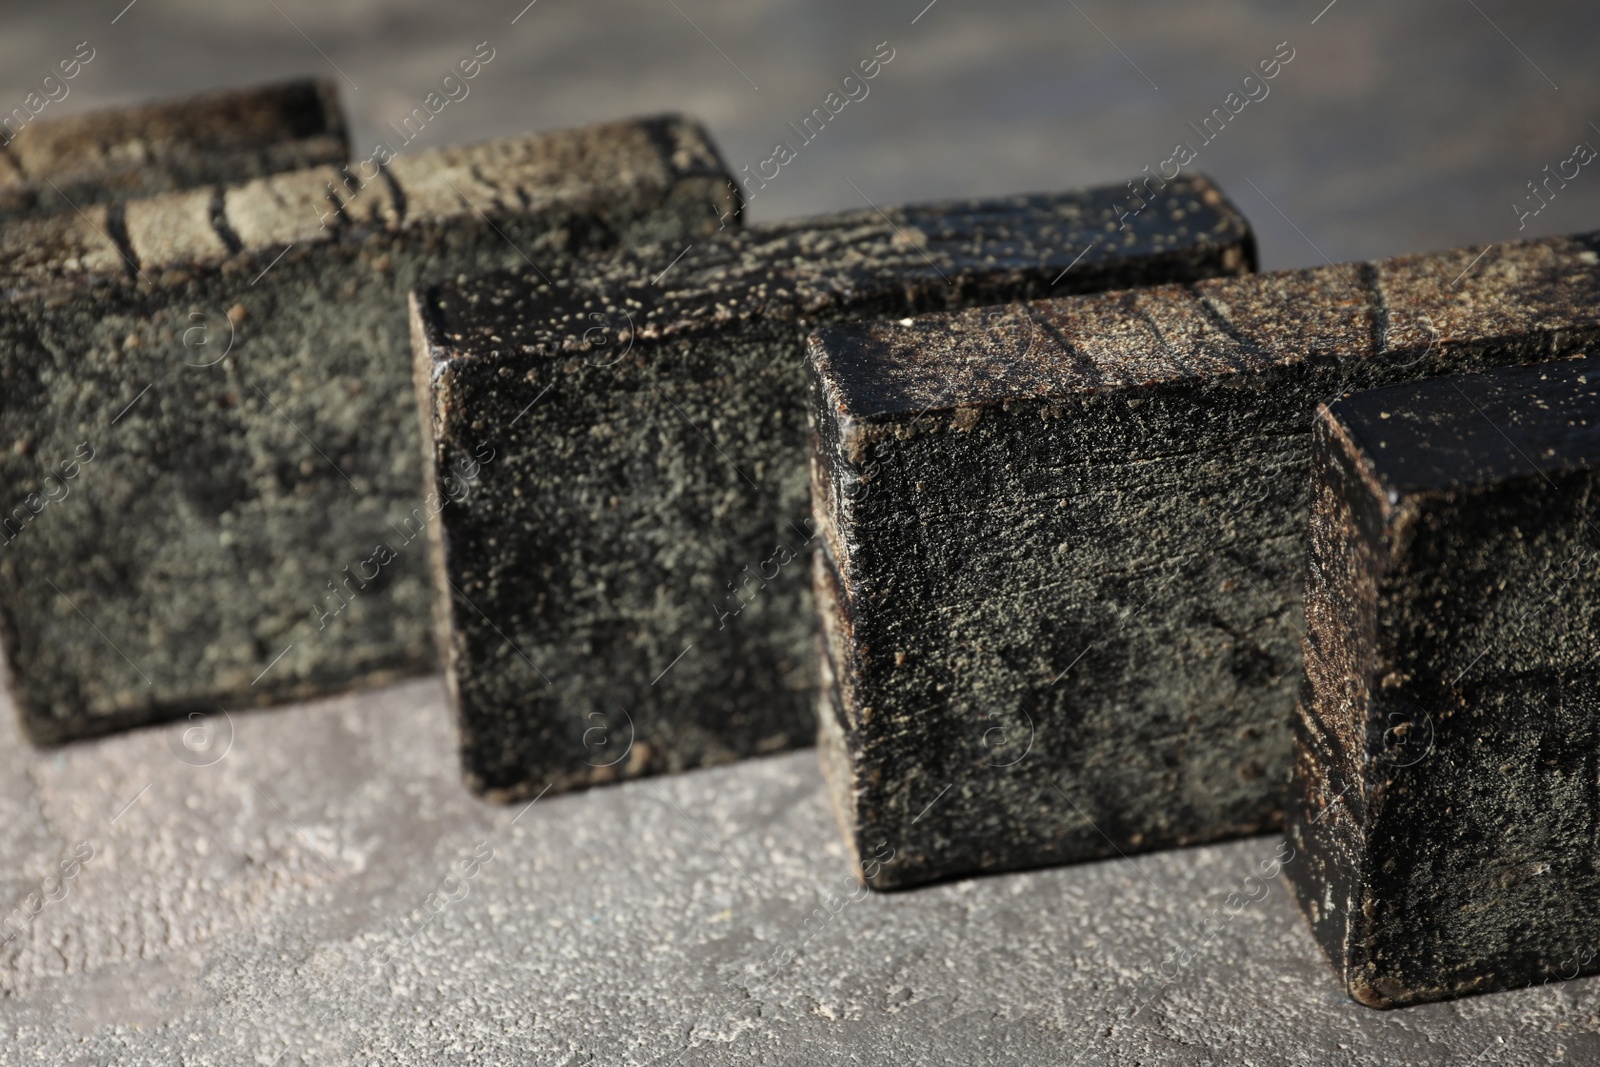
[0, 675, 1596, 1064]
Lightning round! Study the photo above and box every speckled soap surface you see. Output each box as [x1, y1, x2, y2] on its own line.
[413, 178, 1252, 802]
[808, 232, 1600, 891]
[1290, 358, 1600, 1008]
[0, 115, 734, 745]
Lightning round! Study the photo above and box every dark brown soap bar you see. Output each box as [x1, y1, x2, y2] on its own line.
[808, 233, 1600, 890]
[0, 79, 348, 219]
[1287, 357, 1600, 1008]
[0, 115, 736, 745]
[410, 175, 1257, 800]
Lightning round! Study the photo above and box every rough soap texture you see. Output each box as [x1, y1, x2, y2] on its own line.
[0, 79, 349, 220]
[1287, 356, 1600, 1008]
[809, 233, 1600, 890]
[0, 114, 738, 744]
[411, 175, 1257, 800]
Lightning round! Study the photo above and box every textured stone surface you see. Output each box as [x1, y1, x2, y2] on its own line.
[411, 177, 1254, 801]
[0, 674, 1595, 1065]
[0, 78, 348, 219]
[0, 115, 738, 745]
[1288, 356, 1600, 1008]
[808, 232, 1600, 890]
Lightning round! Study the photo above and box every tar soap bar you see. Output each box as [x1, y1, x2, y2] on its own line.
[808, 234, 1600, 889]
[410, 175, 1256, 800]
[1288, 356, 1600, 1007]
[0, 114, 737, 744]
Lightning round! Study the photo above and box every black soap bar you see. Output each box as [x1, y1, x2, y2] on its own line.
[1, 79, 348, 219]
[807, 233, 1600, 890]
[0, 115, 736, 745]
[410, 176, 1257, 801]
[1287, 356, 1600, 1008]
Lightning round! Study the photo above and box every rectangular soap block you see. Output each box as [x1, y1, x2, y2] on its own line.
[0, 114, 737, 745]
[1287, 357, 1600, 1008]
[410, 175, 1257, 800]
[807, 233, 1600, 890]
[0, 79, 348, 219]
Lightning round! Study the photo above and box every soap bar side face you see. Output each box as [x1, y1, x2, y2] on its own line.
[1366, 472, 1600, 1006]
[423, 313, 812, 797]
[1284, 404, 1397, 997]
[813, 346, 1329, 888]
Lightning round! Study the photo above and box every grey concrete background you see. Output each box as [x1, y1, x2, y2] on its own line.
[3, 0, 1600, 1062]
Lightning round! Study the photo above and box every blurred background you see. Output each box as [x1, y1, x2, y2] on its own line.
[4, 2, 1600, 1064]
[7, 0, 1598, 266]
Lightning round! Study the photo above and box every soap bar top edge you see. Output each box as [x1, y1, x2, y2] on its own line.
[0, 77, 348, 190]
[808, 233, 1600, 424]
[0, 113, 720, 301]
[412, 173, 1255, 363]
[1323, 354, 1600, 498]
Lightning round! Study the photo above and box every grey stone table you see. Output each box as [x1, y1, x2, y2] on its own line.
[4, 679, 1599, 1065]
[5, 0, 1600, 1061]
